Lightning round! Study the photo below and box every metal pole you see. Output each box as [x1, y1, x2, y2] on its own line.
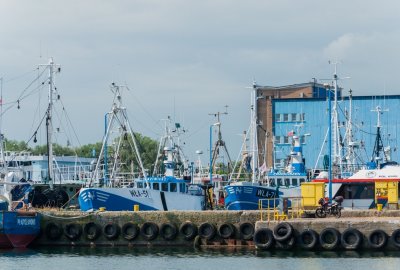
[328, 86, 332, 203]
[104, 112, 108, 185]
[209, 124, 213, 185]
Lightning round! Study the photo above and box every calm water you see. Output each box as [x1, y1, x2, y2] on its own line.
[1, 247, 400, 270]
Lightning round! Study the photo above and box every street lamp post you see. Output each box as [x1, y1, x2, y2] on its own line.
[209, 122, 220, 185]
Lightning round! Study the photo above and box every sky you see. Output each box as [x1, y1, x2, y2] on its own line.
[0, 0, 399, 164]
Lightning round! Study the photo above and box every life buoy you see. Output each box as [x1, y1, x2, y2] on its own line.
[140, 222, 159, 241]
[275, 236, 296, 250]
[368, 229, 387, 249]
[319, 228, 340, 250]
[122, 222, 139, 241]
[218, 223, 235, 239]
[341, 228, 363, 250]
[103, 223, 121, 240]
[239, 222, 254, 240]
[390, 229, 400, 248]
[179, 222, 198, 241]
[160, 223, 178, 241]
[298, 229, 318, 250]
[45, 222, 63, 240]
[198, 222, 216, 240]
[273, 222, 293, 242]
[64, 223, 82, 241]
[84, 222, 101, 240]
[253, 228, 274, 250]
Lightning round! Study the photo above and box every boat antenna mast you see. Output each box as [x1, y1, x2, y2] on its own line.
[371, 106, 389, 166]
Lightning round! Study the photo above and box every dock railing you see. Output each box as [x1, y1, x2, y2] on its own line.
[258, 197, 305, 222]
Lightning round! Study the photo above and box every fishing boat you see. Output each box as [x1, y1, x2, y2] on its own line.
[78, 83, 206, 211]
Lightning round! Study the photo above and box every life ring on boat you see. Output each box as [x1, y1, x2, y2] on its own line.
[390, 229, 400, 248]
[218, 223, 235, 239]
[239, 222, 255, 240]
[253, 228, 274, 250]
[341, 228, 363, 250]
[140, 222, 159, 241]
[198, 222, 216, 240]
[45, 222, 63, 240]
[368, 229, 387, 249]
[122, 222, 139, 241]
[103, 223, 121, 240]
[179, 222, 198, 241]
[319, 228, 340, 250]
[273, 222, 293, 242]
[298, 229, 318, 250]
[84, 222, 101, 240]
[275, 236, 296, 250]
[160, 223, 178, 241]
[64, 223, 82, 241]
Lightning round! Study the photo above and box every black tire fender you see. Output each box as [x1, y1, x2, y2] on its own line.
[218, 223, 235, 239]
[198, 222, 216, 240]
[298, 229, 318, 250]
[84, 222, 101, 240]
[368, 229, 387, 249]
[140, 222, 159, 241]
[239, 222, 254, 240]
[160, 223, 178, 241]
[179, 222, 198, 241]
[276, 236, 296, 250]
[45, 222, 63, 240]
[122, 222, 139, 241]
[254, 228, 275, 250]
[273, 222, 293, 242]
[64, 223, 82, 241]
[341, 228, 362, 250]
[103, 223, 120, 240]
[319, 227, 340, 250]
[390, 229, 400, 249]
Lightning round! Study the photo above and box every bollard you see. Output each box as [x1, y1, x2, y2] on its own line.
[99, 207, 106, 211]
[134, 205, 139, 211]
[377, 204, 383, 211]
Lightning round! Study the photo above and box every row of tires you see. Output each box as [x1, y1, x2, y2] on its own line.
[254, 222, 400, 250]
[45, 221, 255, 242]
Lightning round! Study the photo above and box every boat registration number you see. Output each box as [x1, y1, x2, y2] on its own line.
[129, 189, 151, 198]
[255, 188, 275, 198]
[17, 218, 36, 226]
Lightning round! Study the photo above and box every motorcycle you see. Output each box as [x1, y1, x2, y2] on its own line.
[315, 196, 343, 218]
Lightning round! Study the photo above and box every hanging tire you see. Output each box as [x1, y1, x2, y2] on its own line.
[218, 223, 235, 239]
[179, 222, 198, 241]
[298, 229, 318, 250]
[273, 222, 293, 242]
[368, 230, 387, 249]
[239, 222, 255, 240]
[64, 223, 82, 241]
[122, 222, 139, 241]
[390, 229, 400, 249]
[198, 222, 216, 240]
[84, 222, 101, 240]
[341, 228, 362, 250]
[253, 228, 275, 250]
[319, 228, 340, 250]
[140, 222, 159, 241]
[103, 223, 120, 240]
[276, 236, 296, 250]
[160, 223, 178, 241]
[45, 222, 63, 240]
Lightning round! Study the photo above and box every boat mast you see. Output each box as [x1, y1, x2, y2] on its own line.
[250, 82, 259, 182]
[371, 106, 388, 166]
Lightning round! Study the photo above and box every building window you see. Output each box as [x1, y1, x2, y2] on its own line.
[300, 113, 305, 122]
[291, 113, 297, 122]
[283, 113, 289, 122]
[283, 136, 289, 144]
[300, 135, 305, 144]
[275, 114, 281, 122]
[275, 136, 281, 144]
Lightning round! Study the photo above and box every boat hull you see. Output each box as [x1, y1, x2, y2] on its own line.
[224, 184, 280, 210]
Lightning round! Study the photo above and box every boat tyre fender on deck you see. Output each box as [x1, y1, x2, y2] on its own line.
[122, 222, 140, 241]
[64, 223, 82, 241]
[341, 228, 362, 250]
[218, 223, 235, 239]
[140, 222, 159, 241]
[253, 228, 275, 250]
[160, 223, 178, 241]
[198, 222, 216, 240]
[298, 229, 318, 250]
[368, 229, 387, 249]
[239, 222, 255, 240]
[179, 222, 198, 241]
[84, 222, 101, 240]
[319, 228, 340, 250]
[390, 229, 400, 248]
[273, 222, 293, 242]
[103, 223, 121, 240]
[45, 222, 63, 240]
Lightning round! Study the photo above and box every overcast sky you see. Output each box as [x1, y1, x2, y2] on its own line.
[1, 0, 399, 163]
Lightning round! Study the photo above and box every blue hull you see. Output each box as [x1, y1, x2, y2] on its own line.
[224, 185, 280, 210]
